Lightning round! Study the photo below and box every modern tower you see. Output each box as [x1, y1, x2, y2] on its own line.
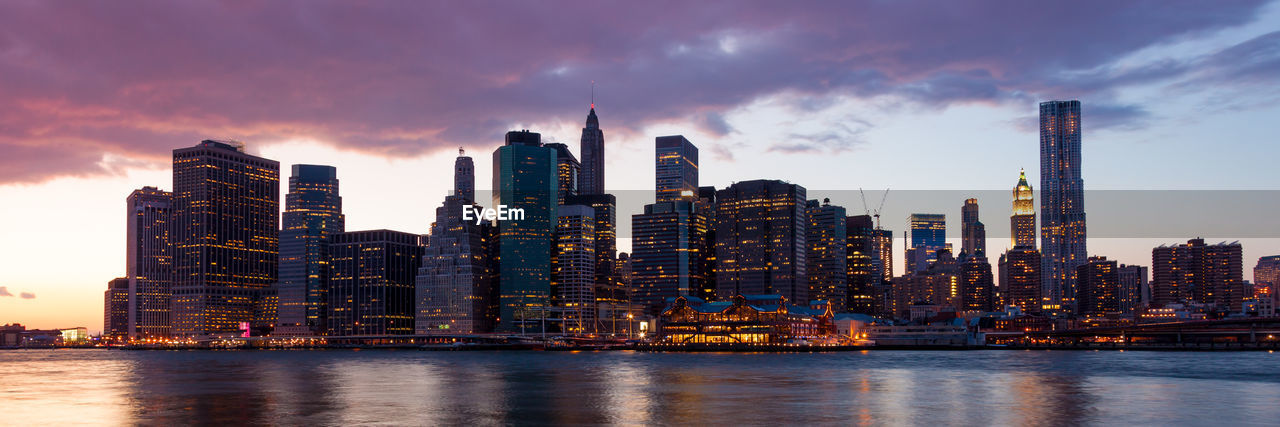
[631, 200, 712, 314]
[125, 186, 171, 338]
[565, 193, 625, 331]
[553, 204, 596, 333]
[1117, 264, 1149, 314]
[579, 105, 606, 195]
[1011, 169, 1036, 248]
[961, 199, 986, 258]
[493, 130, 557, 333]
[170, 140, 279, 337]
[655, 135, 699, 203]
[545, 142, 580, 205]
[715, 180, 808, 304]
[1040, 100, 1087, 311]
[806, 199, 847, 311]
[276, 165, 345, 336]
[846, 215, 878, 314]
[327, 230, 424, 336]
[906, 214, 947, 273]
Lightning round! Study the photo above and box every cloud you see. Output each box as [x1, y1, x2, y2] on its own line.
[0, 287, 11, 297]
[0, 0, 1272, 182]
[19, 292, 35, 299]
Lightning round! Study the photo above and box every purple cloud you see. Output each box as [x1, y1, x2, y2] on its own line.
[0, 287, 11, 297]
[19, 292, 35, 299]
[0, 0, 1272, 183]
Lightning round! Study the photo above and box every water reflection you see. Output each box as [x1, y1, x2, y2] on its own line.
[1, 349, 1278, 425]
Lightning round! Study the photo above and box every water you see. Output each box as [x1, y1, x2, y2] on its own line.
[2, 349, 1279, 425]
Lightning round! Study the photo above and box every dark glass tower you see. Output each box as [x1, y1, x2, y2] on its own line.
[806, 199, 847, 311]
[1040, 100, 1086, 311]
[655, 135, 698, 203]
[631, 200, 711, 314]
[715, 180, 808, 304]
[276, 165, 344, 336]
[906, 214, 946, 273]
[579, 107, 605, 195]
[493, 130, 557, 333]
[126, 186, 171, 338]
[845, 215, 877, 314]
[327, 230, 424, 336]
[170, 140, 279, 336]
[961, 198, 985, 258]
[545, 142, 580, 205]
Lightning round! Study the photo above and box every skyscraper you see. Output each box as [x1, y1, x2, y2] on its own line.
[1076, 256, 1119, 315]
[125, 186, 171, 338]
[961, 199, 986, 258]
[906, 214, 946, 273]
[959, 255, 995, 312]
[416, 150, 493, 334]
[1011, 169, 1036, 248]
[565, 193, 626, 332]
[327, 230, 423, 336]
[170, 140, 279, 337]
[715, 180, 808, 304]
[806, 199, 847, 311]
[1254, 255, 1280, 296]
[493, 130, 557, 333]
[1151, 238, 1245, 311]
[1040, 100, 1087, 311]
[105, 278, 130, 339]
[845, 215, 877, 314]
[276, 165, 344, 336]
[631, 200, 711, 314]
[999, 247, 1042, 314]
[655, 135, 698, 203]
[546, 142, 580, 205]
[579, 106, 606, 195]
[553, 205, 596, 333]
[1117, 264, 1149, 314]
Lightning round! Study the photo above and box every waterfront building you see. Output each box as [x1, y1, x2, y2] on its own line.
[493, 130, 557, 333]
[1011, 169, 1036, 248]
[806, 199, 848, 312]
[1254, 255, 1280, 296]
[1118, 264, 1149, 314]
[170, 140, 279, 337]
[961, 199, 986, 257]
[416, 151, 493, 334]
[999, 247, 1043, 314]
[565, 193, 628, 333]
[631, 200, 711, 314]
[655, 135, 698, 203]
[657, 294, 835, 344]
[579, 106, 605, 195]
[1151, 238, 1245, 311]
[327, 230, 424, 336]
[105, 278, 130, 339]
[553, 205, 597, 333]
[1076, 256, 1120, 315]
[276, 165, 345, 336]
[715, 180, 808, 304]
[125, 186, 171, 338]
[1040, 100, 1087, 311]
[906, 214, 947, 273]
[846, 215, 877, 314]
[546, 142, 580, 205]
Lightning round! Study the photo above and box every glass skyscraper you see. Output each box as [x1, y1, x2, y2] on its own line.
[327, 230, 424, 336]
[906, 213, 946, 273]
[276, 164, 344, 336]
[126, 186, 171, 338]
[715, 180, 808, 304]
[655, 135, 698, 203]
[1040, 100, 1086, 312]
[493, 130, 557, 333]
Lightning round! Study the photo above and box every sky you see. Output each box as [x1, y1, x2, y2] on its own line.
[2, 1, 1279, 332]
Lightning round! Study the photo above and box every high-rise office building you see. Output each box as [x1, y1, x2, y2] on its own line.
[631, 200, 711, 314]
[553, 205, 596, 333]
[1117, 264, 1148, 314]
[579, 106, 605, 195]
[1151, 238, 1245, 311]
[1011, 169, 1036, 248]
[999, 247, 1042, 314]
[125, 186, 171, 338]
[655, 135, 698, 203]
[493, 130, 557, 333]
[715, 180, 808, 304]
[891, 249, 959, 314]
[1254, 255, 1280, 296]
[961, 199, 986, 257]
[105, 278, 130, 339]
[546, 142, 580, 205]
[327, 230, 424, 336]
[416, 151, 494, 334]
[170, 140, 279, 336]
[906, 214, 947, 273]
[565, 193, 626, 332]
[959, 255, 995, 312]
[846, 215, 877, 314]
[1040, 100, 1087, 311]
[1076, 256, 1119, 315]
[276, 165, 344, 336]
[806, 199, 847, 311]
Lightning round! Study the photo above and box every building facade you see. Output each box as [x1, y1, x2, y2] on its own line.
[328, 230, 424, 336]
[579, 107, 605, 195]
[553, 205, 596, 333]
[961, 198, 986, 257]
[1040, 100, 1087, 312]
[715, 180, 808, 304]
[1151, 238, 1245, 311]
[546, 142, 580, 205]
[906, 214, 947, 273]
[1011, 169, 1036, 248]
[1117, 264, 1149, 314]
[170, 140, 279, 336]
[999, 247, 1042, 314]
[105, 277, 130, 339]
[276, 165, 344, 336]
[416, 151, 494, 334]
[631, 200, 712, 314]
[655, 135, 699, 203]
[806, 199, 848, 312]
[126, 186, 171, 338]
[1077, 256, 1120, 315]
[493, 130, 557, 333]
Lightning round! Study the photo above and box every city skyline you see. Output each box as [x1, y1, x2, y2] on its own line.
[4, 1, 1280, 332]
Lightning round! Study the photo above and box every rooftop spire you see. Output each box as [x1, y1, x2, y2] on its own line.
[586, 82, 599, 128]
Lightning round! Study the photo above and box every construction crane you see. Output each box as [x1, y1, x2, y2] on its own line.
[858, 188, 890, 230]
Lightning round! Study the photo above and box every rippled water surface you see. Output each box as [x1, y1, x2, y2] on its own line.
[2, 349, 1279, 425]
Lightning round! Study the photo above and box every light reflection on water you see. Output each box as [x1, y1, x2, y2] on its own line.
[1, 349, 1278, 425]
